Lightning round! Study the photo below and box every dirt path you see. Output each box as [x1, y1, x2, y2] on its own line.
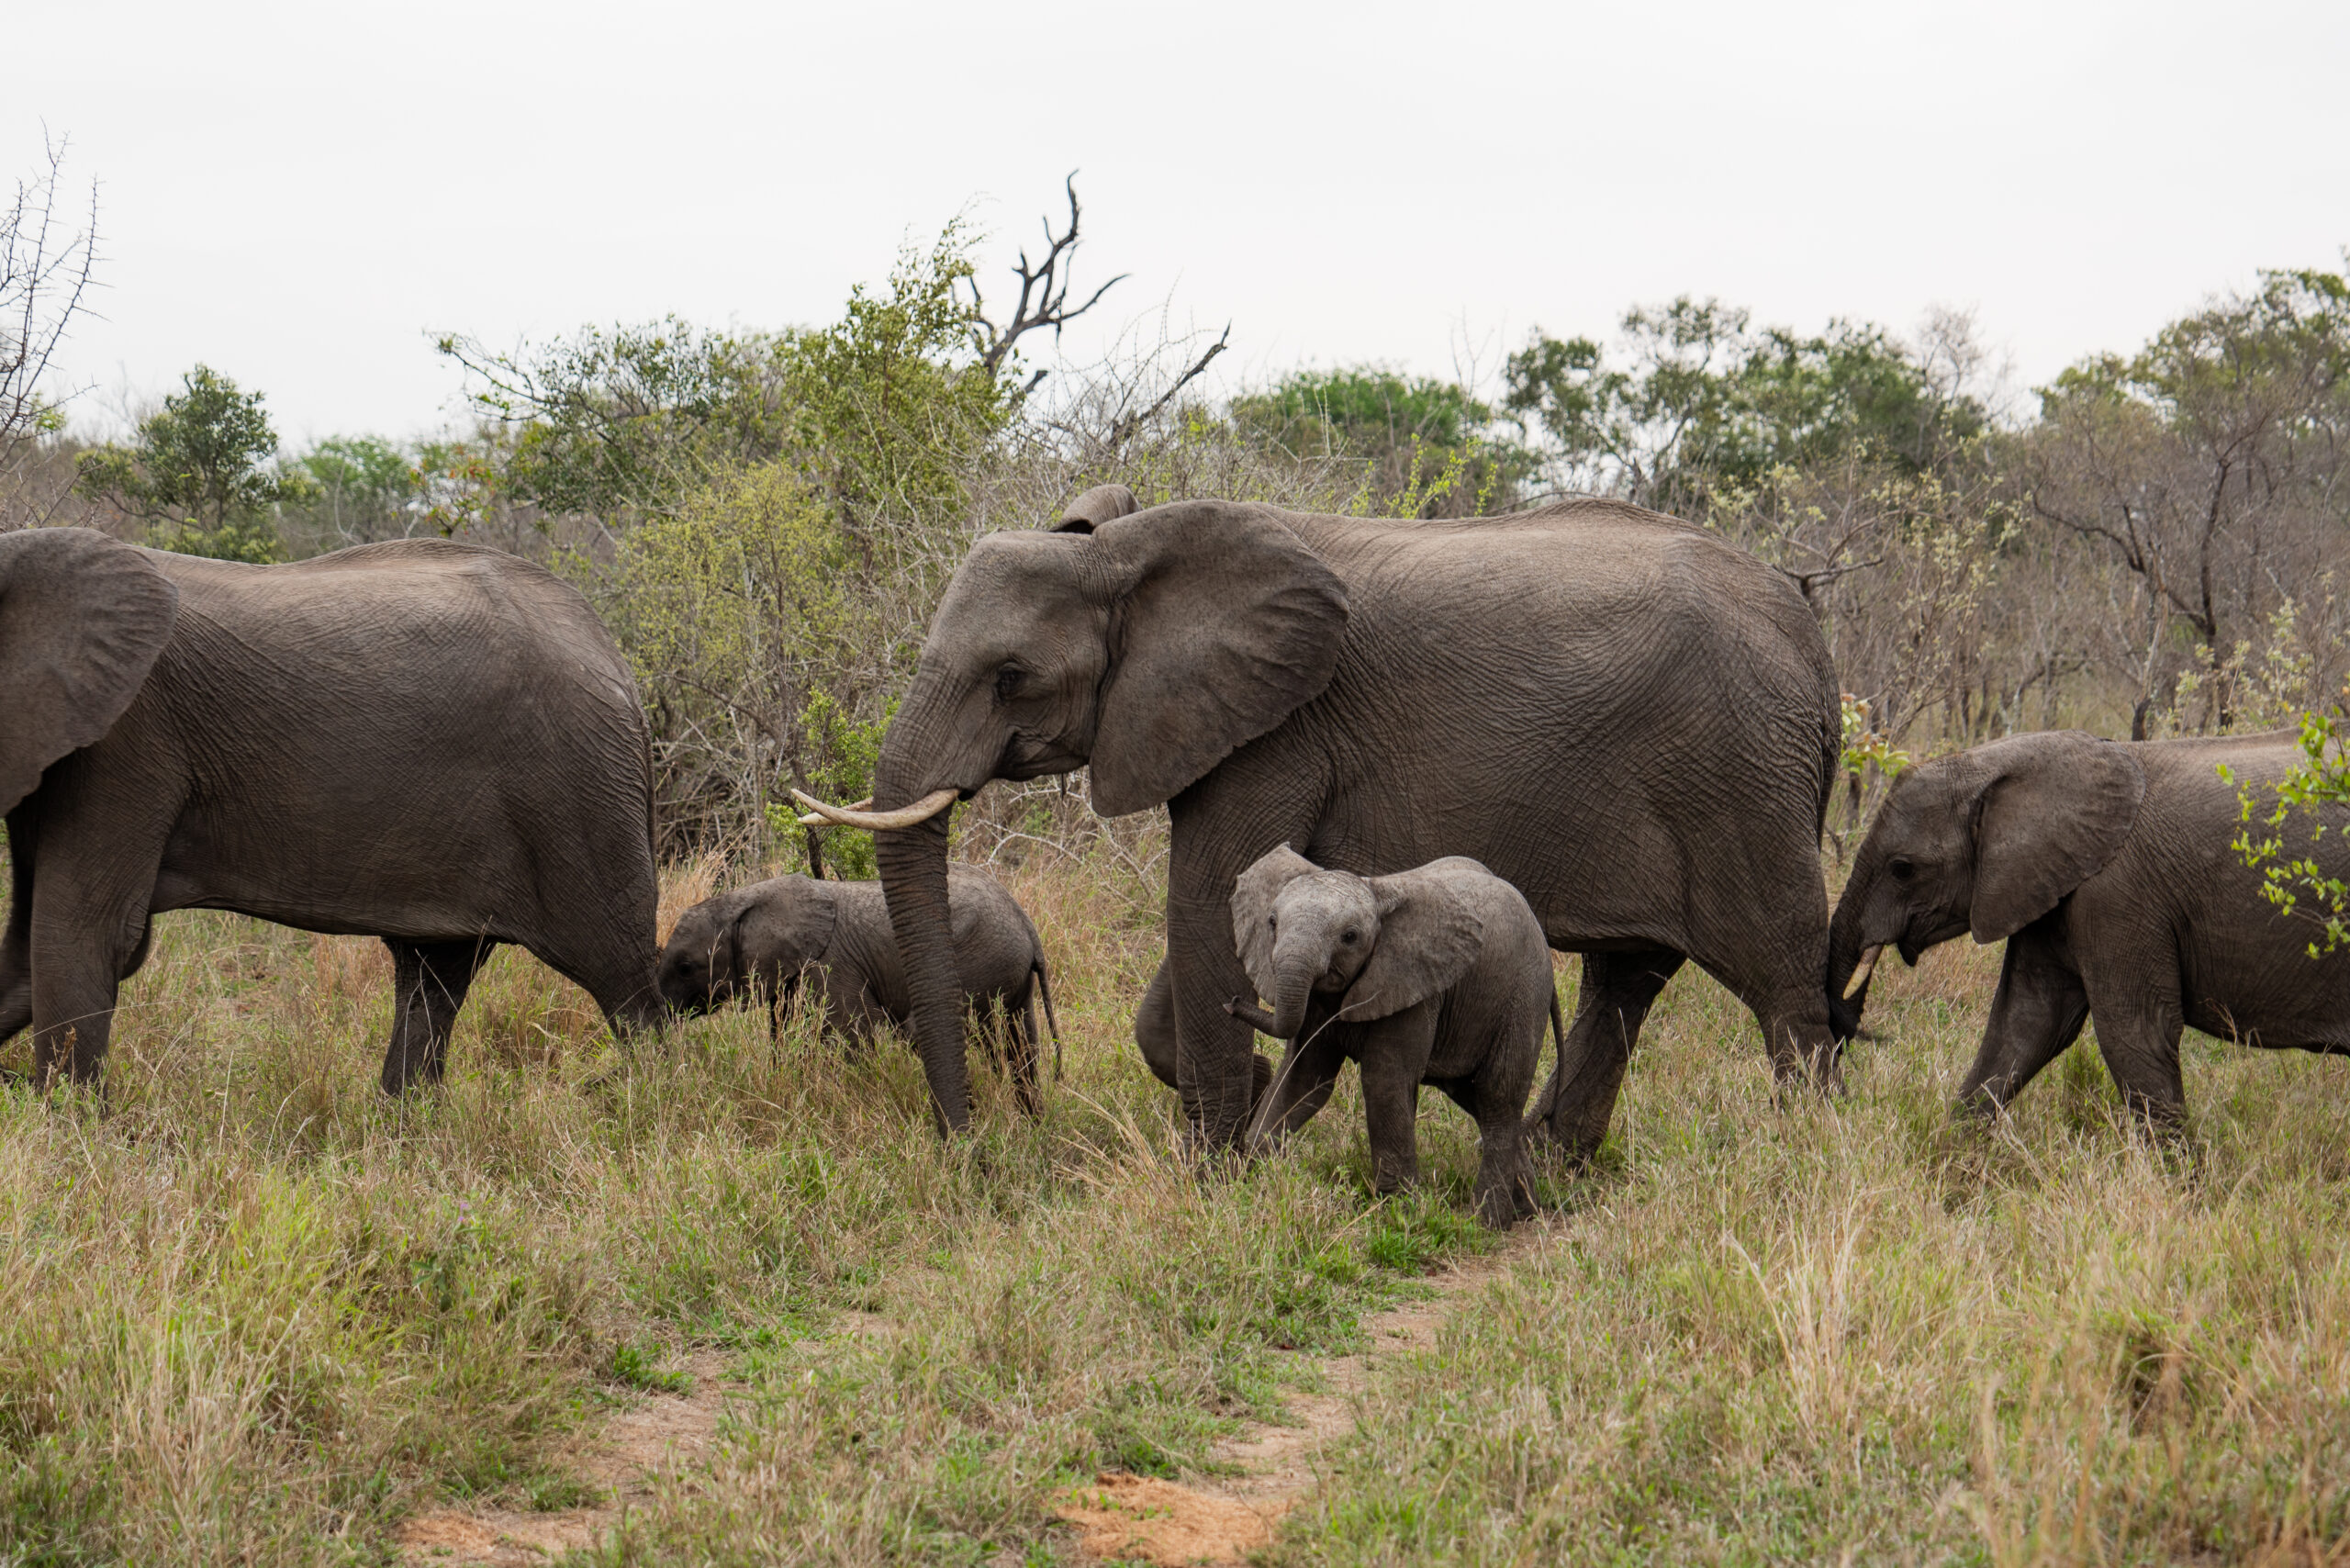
[396, 1350, 731, 1566]
[396, 1229, 1541, 1566]
[1055, 1224, 1546, 1566]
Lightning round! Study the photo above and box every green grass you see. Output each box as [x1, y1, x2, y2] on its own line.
[1, 848, 2347, 1563]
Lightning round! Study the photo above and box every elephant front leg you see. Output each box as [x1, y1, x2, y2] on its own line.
[1955, 923, 2089, 1115]
[1529, 947, 1683, 1165]
[1359, 1044, 1424, 1197]
[1166, 902, 1282, 1149]
[1138, 953, 1274, 1103]
[380, 938, 494, 1093]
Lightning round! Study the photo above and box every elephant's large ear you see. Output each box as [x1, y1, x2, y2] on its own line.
[1051, 484, 1139, 534]
[1088, 503, 1348, 816]
[736, 877, 838, 975]
[1970, 732, 2147, 943]
[1343, 869, 1485, 1021]
[0, 528, 180, 815]
[1230, 845, 1320, 1001]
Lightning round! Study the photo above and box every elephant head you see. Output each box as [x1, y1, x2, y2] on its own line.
[856, 494, 1348, 1131]
[657, 877, 838, 1014]
[1829, 730, 2145, 1024]
[0, 528, 181, 814]
[1228, 847, 1484, 1039]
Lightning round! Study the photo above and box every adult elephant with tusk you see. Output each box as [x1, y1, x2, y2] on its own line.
[806, 482, 1844, 1144]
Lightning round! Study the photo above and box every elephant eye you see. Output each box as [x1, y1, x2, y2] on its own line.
[992, 663, 1024, 702]
[1889, 857, 1915, 882]
[1340, 929, 1359, 945]
[1268, 916, 1277, 931]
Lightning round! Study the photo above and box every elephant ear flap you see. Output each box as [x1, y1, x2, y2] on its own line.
[1343, 870, 1485, 1021]
[1050, 484, 1139, 534]
[1230, 845, 1319, 1001]
[0, 528, 180, 815]
[1970, 732, 2147, 943]
[735, 878, 837, 974]
[1087, 503, 1348, 816]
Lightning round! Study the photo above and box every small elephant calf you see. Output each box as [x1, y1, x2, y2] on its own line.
[1227, 846, 1561, 1226]
[658, 868, 1060, 1109]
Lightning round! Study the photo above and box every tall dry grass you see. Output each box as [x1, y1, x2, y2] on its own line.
[1, 840, 2346, 1563]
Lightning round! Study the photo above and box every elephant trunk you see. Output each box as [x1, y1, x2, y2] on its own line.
[1267, 953, 1320, 1041]
[1826, 838, 1886, 1040]
[874, 734, 971, 1134]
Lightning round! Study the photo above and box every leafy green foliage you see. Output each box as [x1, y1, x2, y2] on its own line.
[2224, 700, 2350, 956]
[276, 433, 451, 552]
[438, 318, 798, 521]
[73, 365, 309, 561]
[1230, 365, 1533, 517]
[606, 461, 897, 865]
[1504, 297, 1985, 515]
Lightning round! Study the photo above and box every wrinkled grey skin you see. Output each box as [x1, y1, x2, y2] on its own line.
[1830, 728, 2350, 1128]
[0, 528, 660, 1091]
[1226, 848, 1560, 1226]
[657, 868, 1060, 1108]
[871, 483, 1841, 1145]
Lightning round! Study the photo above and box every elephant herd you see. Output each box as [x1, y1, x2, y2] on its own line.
[4, 492, 2346, 1220]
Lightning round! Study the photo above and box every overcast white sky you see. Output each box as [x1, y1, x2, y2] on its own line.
[10, 0, 2348, 445]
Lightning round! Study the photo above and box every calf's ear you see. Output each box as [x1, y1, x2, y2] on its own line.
[1970, 732, 2146, 942]
[0, 529, 180, 813]
[736, 878, 838, 980]
[1342, 869, 1485, 1020]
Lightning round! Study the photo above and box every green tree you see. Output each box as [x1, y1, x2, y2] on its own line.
[1503, 298, 1985, 515]
[280, 434, 446, 552]
[1232, 366, 1533, 516]
[74, 364, 309, 561]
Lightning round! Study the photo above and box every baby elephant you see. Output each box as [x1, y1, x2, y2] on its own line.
[658, 868, 1060, 1109]
[1227, 846, 1561, 1226]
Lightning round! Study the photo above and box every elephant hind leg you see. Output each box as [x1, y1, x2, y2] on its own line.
[380, 938, 494, 1093]
[1528, 947, 1684, 1166]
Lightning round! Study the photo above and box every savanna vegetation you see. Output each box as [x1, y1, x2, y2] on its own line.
[6, 150, 2350, 1562]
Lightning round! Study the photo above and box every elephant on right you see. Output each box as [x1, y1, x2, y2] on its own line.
[1829, 728, 2350, 1127]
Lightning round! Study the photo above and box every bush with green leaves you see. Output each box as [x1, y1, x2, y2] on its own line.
[1230, 365, 1534, 517]
[73, 364, 309, 562]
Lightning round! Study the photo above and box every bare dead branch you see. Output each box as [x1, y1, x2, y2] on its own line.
[969, 174, 1126, 384]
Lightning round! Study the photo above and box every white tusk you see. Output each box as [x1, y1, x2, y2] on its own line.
[792, 796, 869, 824]
[1842, 945, 1884, 1000]
[790, 787, 958, 831]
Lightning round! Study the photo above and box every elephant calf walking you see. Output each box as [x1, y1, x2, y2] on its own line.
[1225, 846, 1561, 1226]
[657, 868, 1061, 1110]
[1830, 728, 2350, 1128]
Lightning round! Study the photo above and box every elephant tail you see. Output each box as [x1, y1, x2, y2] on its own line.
[1526, 980, 1569, 1134]
[1033, 957, 1064, 1083]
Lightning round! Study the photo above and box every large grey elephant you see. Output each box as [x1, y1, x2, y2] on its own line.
[657, 868, 1060, 1108]
[797, 485, 1843, 1146]
[1828, 728, 2350, 1126]
[1226, 846, 1559, 1226]
[0, 527, 661, 1090]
